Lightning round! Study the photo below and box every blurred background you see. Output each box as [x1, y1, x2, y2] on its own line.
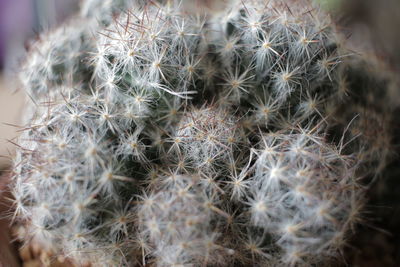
[0, 0, 79, 171]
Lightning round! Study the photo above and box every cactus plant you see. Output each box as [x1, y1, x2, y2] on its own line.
[10, 0, 392, 266]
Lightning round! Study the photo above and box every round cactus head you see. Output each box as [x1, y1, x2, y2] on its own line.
[11, 0, 391, 266]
